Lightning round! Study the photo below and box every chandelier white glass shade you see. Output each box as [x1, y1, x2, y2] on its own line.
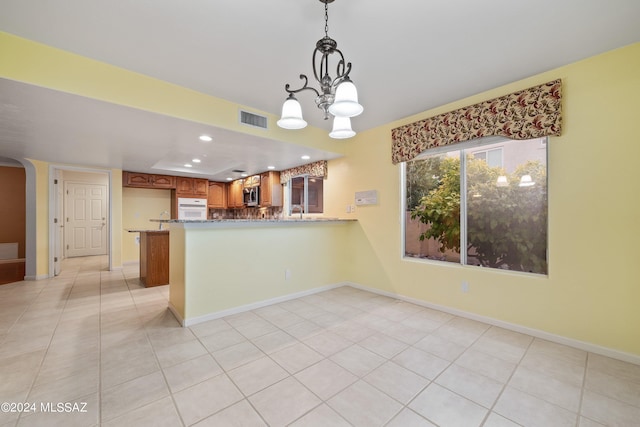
[277, 0, 362, 139]
[277, 94, 307, 129]
[329, 116, 355, 139]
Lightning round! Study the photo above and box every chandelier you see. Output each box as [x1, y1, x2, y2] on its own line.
[277, 0, 363, 139]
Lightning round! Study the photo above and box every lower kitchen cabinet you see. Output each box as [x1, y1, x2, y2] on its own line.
[139, 231, 169, 287]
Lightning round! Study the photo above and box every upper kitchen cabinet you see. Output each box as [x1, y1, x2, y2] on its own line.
[227, 180, 245, 209]
[123, 172, 176, 189]
[207, 182, 227, 209]
[243, 175, 260, 188]
[176, 177, 208, 198]
[260, 171, 282, 207]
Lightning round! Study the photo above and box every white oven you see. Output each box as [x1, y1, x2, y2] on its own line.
[177, 198, 207, 220]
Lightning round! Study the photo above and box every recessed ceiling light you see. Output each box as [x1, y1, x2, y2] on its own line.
[267, 165, 275, 170]
[199, 135, 212, 142]
[241, 173, 248, 177]
[226, 177, 233, 181]
[301, 155, 311, 160]
[192, 158, 201, 163]
[184, 164, 193, 168]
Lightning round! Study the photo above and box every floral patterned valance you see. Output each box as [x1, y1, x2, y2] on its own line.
[280, 160, 327, 184]
[391, 79, 562, 164]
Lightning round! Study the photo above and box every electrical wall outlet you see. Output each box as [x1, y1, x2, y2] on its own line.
[461, 281, 469, 293]
[285, 269, 291, 280]
[135, 236, 140, 245]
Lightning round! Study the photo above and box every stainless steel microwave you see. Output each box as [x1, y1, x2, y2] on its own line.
[243, 187, 259, 207]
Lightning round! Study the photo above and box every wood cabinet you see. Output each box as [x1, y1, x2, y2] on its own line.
[227, 180, 245, 208]
[207, 182, 227, 209]
[124, 172, 176, 189]
[139, 231, 169, 287]
[260, 171, 282, 207]
[0, 259, 25, 285]
[243, 175, 260, 188]
[176, 177, 208, 197]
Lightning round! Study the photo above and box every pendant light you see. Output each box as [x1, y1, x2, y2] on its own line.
[277, 0, 362, 139]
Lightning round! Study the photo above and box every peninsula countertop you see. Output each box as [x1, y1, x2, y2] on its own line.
[148, 217, 356, 229]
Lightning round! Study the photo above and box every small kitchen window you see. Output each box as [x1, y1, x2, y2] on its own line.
[289, 175, 323, 215]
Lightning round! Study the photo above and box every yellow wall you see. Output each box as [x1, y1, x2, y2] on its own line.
[324, 43, 640, 356]
[121, 187, 172, 263]
[172, 222, 351, 320]
[3, 29, 639, 357]
[30, 159, 50, 277]
[110, 169, 123, 269]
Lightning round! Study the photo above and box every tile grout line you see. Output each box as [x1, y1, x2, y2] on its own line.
[236, 302, 352, 426]
[16, 264, 80, 426]
[97, 261, 110, 426]
[476, 328, 534, 427]
[575, 352, 590, 427]
[122, 268, 187, 427]
[397, 313, 494, 427]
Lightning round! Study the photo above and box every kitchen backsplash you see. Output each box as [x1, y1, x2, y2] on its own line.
[209, 207, 283, 220]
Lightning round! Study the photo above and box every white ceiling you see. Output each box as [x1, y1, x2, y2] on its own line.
[1, 0, 639, 179]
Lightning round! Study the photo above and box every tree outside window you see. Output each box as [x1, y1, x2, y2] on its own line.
[405, 137, 548, 275]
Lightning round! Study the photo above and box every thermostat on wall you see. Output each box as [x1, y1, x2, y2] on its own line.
[355, 190, 378, 206]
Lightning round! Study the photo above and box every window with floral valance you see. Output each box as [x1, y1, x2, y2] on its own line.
[280, 160, 327, 184]
[391, 80, 562, 164]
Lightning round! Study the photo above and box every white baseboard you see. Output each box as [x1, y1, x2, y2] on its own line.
[24, 274, 49, 281]
[167, 302, 185, 327]
[345, 282, 640, 366]
[180, 282, 346, 327]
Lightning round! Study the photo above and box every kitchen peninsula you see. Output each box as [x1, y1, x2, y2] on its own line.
[152, 218, 356, 326]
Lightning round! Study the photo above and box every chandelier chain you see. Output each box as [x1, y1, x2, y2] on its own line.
[324, 1, 329, 37]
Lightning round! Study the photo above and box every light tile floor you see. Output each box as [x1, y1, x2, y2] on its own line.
[1, 256, 639, 426]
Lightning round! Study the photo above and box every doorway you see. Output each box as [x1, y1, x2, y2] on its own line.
[64, 182, 108, 258]
[50, 167, 111, 276]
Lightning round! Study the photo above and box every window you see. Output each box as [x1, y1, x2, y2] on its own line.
[404, 137, 548, 274]
[289, 175, 323, 214]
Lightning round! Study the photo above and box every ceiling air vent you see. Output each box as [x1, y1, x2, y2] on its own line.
[239, 110, 268, 129]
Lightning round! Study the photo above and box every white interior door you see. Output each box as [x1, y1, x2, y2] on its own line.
[65, 183, 108, 257]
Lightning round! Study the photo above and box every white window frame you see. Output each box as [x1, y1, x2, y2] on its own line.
[400, 136, 548, 275]
[288, 174, 309, 215]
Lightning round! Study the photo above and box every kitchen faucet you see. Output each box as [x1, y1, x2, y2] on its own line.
[159, 210, 169, 229]
[291, 205, 304, 219]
